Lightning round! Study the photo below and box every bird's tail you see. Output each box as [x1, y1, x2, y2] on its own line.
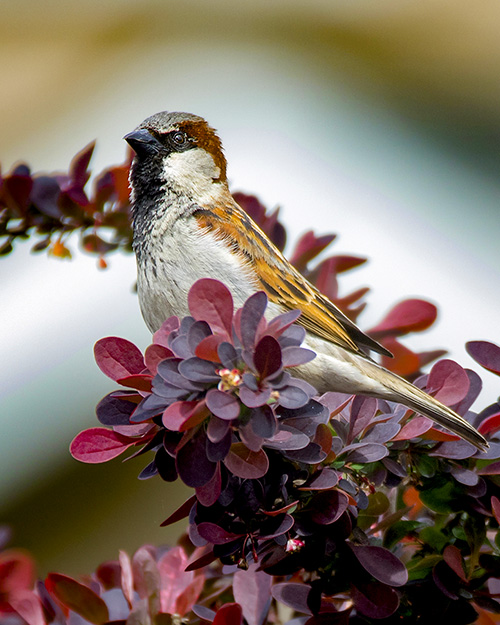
[373, 364, 488, 451]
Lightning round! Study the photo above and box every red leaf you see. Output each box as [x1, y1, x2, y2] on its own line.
[427, 359, 470, 405]
[478, 412, 500, 435]
[163, 401, 209, 432]
[391, 416, 433, 441]
[144, 344, 173, 375]
[188, 279, 233, 337]
[213, 603, 243, 625]
[380, 338, 421, 377]
[195, 334, 224, 361]
[45, 573, 109, 624]
[224, 443, 269, 478]
[157, 547, 203, 616]
[70, 141, 95, 187]
[94, 337, 145, 381]
[369, 299, 437, 339]
[0, 549, 35, 594]
[160, 495, 197, 527]
[153, 316, 180, 347]
[290, 231, 336, 271]
[492, 496, 500, 524]
[443, 545, 467, 581]
[70, 428, 137, 463]
[116, 374, 152, 392]
[466, 341, 500, 376]
[8, 590, 45, 625]
[420, 428, 460, 443]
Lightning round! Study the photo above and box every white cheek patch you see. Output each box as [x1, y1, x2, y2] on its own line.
[162, 149, 221, 198]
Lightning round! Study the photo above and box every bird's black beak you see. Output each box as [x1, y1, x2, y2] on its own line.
[124, 129, 162, 157]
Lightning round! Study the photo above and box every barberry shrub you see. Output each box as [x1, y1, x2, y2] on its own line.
[2, 148, 500, 624]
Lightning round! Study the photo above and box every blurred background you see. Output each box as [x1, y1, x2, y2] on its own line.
[1, 0, 499, 576]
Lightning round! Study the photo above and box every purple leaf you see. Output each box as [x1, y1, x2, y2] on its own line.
[206, 429, 232, 461]
[427, 359, 470, 405]
[266, 310, 301, 338]
[263, 426, 310, 450]
[233, 564, 272, 625]
[239, 385, 272, 408]
[94, 337, 145, 381]
[187, 320, 212, 353]
[281, 346, 316, 367]
[429, 440, 477, 459]
[207, 416, 231, 443]
[176, 431, 217, 487]
[450, 465, 479, 486]
[350, 545, 408, 586]
[239, 422, 264, 451]
[240, 291, 268, 349]
[348, 396, 378, 442]
[188, 279, 234, 337]
[130, 393, 170, 422]
[277, 385, 310, 409]
[224, 443, 269, 478]
[218, 342, 239, 369]
[254, 335, 282, 379]
[343, 442, 389, 463]
[284, 443, 326, 464]
[260, 514, 294, 539]
[251, 405, 277, 438]
[206, 389, 240, 420]
[310, 490, 349, 524]
[362, 422, 401, 444]
[466, 340, 500, 376]
[197, 522, 243, 544]
[70, 428, 137, 463]
[96, 394, 138, 426]
[196, 462, 222, 506]
[178, 357, 220, 383]
[298, 468, 340, 491]
[351, 582, 399, 619]
[271, 582, 312, 614]
[454, 369, 483, 415]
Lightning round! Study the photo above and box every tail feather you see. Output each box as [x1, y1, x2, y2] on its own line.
[380, 370, 488, 451]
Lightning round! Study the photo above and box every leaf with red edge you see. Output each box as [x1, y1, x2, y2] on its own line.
[45, 573, 109, 624]
[369, 299, 437, 339]
[254, 335, 282, 379]
[144, 344, 173, 375]
[392, 416, 433, 441]
[160, 495, 196, 527]
[478, 412, 500, 435]
[233, 564, 272, 625]
[213, 603, 243, 625]
[70, 428, 137, 463]
[443, 545, 467, 581]
[466, 341, 500, 376]
[9, 590, 45, 625]
[224, 443, 269, 478]
[153, 317, 180, 347]
[197, 523, 244, 544]
[94, 337, 145, 381]
[289, 231, 336, 271]
[492, 496, 500, 524]
[427, 359, 470, 405]
[188, 279, 233, 337]
[350, 545, 408, 586]
[351, 582, 399, 619]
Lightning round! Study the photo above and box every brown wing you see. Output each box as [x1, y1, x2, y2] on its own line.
[194, 200, 392, 359]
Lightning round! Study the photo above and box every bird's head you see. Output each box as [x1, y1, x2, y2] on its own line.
[124, 111, 228, 207]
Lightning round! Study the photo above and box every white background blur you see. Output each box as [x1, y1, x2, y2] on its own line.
[1, 0, 499, 574]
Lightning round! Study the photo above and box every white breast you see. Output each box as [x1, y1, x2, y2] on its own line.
[137, 215, 260, 333]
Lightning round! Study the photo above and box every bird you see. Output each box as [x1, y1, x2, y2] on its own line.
[124, 111, 487, 451]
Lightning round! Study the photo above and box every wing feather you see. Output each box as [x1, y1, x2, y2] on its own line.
[194, 200, 392, 358]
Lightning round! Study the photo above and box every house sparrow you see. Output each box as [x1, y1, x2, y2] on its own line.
[124, 111, 487, 451]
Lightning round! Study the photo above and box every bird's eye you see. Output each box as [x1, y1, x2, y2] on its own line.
[172, 131, 187, 146]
